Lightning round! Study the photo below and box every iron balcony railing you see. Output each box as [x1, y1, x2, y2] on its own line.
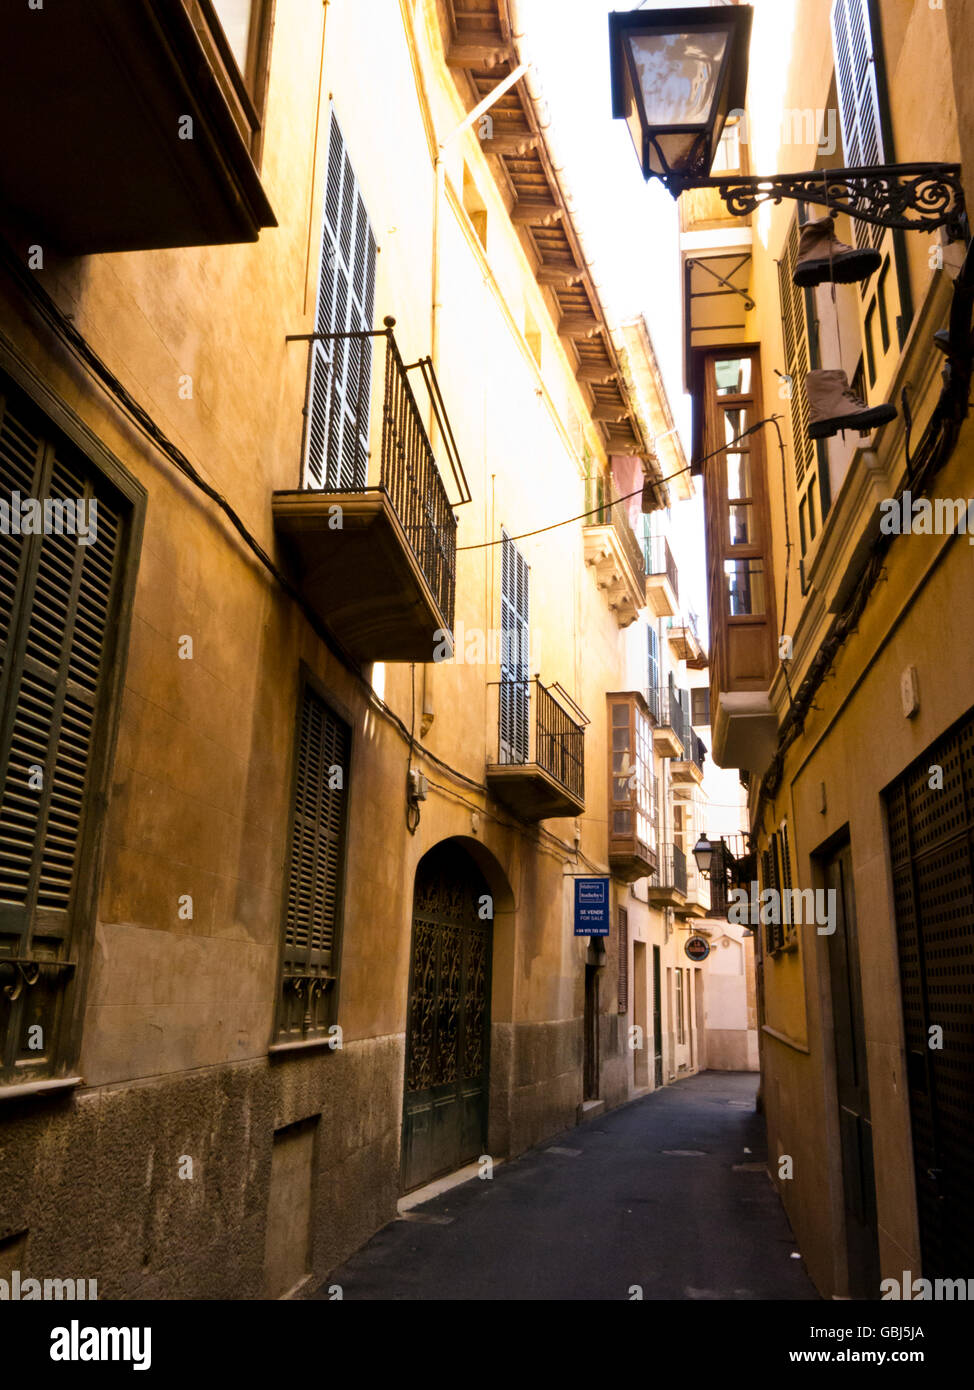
[585, 473, 646, 581]
[289, 318, 471, 628]
[381, 332, 457, 624]
[667, 608, 700, 642]
[654, 843, 688, 895]
[686, 728, 707, 772]
[644, 535, 679, 601]
[495, 678, 585, 803]
[649, 683, 689, 754]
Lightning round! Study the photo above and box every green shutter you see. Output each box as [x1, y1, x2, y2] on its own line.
[284, 686, 350, 975]
[0, 383, 127, 1081]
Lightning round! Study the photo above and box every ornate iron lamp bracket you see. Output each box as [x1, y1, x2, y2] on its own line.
[665, 163, 966, 238]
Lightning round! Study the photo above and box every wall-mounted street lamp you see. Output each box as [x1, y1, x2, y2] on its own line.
[608, 6, 966, 237]
[693, 833, 753, 927]
[692, 833, 715, 880]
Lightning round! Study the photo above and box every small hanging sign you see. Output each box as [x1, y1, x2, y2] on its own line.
[685, 935, 711, 962]
[573, 877, 610, 936]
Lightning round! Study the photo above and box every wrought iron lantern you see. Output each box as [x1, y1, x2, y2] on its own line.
[608, 5, 966, 236]
[692, 834, 714, 880]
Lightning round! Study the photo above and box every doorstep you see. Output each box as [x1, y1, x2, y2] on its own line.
[577, 1098, 606, 1124]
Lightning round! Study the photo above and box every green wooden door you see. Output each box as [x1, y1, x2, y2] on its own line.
[402, 844, 492, 1193]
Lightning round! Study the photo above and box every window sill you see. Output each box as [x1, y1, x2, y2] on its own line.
[268, 1037, 339, 1058]
[0, 1075, 83, 1103]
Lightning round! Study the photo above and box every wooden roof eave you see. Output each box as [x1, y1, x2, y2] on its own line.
[443, 0, 653, 471]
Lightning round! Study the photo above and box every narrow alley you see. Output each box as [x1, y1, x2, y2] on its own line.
[315, 1073, 816, 1301]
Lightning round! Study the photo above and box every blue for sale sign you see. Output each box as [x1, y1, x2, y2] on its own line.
[574, 877, 610, 936]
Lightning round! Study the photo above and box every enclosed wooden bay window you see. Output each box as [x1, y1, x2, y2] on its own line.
[607, 692, 657, 882]
[701, 348, 778, 771]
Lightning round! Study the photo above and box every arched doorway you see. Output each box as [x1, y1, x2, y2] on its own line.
[401, 842, 493, 1193]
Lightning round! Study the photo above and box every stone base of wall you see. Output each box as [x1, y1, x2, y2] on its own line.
[0, 1036, 403, 1300]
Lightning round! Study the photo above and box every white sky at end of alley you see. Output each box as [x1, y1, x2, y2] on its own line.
[519, 0, 708, 638]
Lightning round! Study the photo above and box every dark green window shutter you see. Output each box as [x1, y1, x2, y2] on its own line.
[278, 684, 350, 1041]
[306, 109, 377, 491]
[0, 383, 127, 1081]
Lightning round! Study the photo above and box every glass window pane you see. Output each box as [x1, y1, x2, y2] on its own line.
[726, 452, 752, 499]
[212, 0, 253, 74]
[715, 357, 752, 396]
[723, 405, 750, 449]
[728, 503, 754, 546]
[627, 30, 728, 127]
[725, 559, 766, 615]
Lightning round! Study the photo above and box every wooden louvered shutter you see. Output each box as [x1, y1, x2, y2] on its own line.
[305, 109, 377, 490]
[778, 218, 816, 491]
[831, 0, 886, 251]
[647, 624, 659, 715]
[779, 821, 794, 933]
[0, 386, 127, 1081]
[762, 837, 782, 955]
[282, 686, 350, 998]
[617, 905, 629, 1013]
[499, 532, 529, 763]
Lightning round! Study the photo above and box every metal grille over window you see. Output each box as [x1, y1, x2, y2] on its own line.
[306, 108, 377, 490]
[278, 685, 350, 1041]
[0, 384, 127, 1085]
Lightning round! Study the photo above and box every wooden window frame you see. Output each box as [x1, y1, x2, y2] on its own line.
[191, 0, 276, 169]
[778, 209, 833, 555]
[607, 691, 656, 869]
[703, 348, 774, 625]
[0, 347, 145, 1095]
[700, 344, 778, 699]
[271, 668, 354, 1052]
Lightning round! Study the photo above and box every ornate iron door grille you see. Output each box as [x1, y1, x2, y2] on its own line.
[884, 708, 974, 1277]
[401, 845, 492, 1194]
